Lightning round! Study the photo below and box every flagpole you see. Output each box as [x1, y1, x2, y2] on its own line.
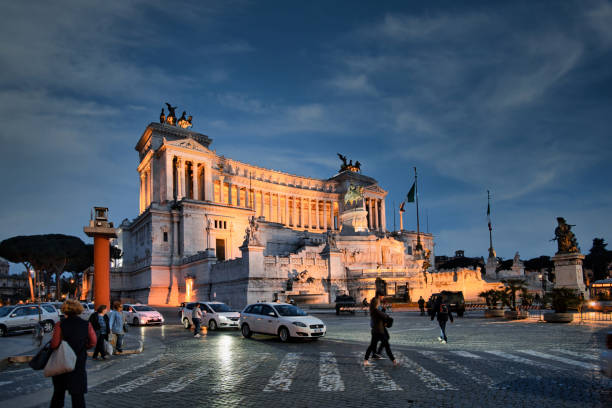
[487, 190, 494, 257]
[415, 167, 422, 251]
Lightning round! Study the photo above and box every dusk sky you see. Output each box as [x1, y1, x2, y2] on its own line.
[1, 0, 611, 272]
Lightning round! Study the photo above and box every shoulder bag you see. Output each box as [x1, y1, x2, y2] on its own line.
[29, 341, 53, 370]
[44, 339, 77, 377]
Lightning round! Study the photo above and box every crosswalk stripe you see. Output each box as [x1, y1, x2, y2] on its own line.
[395, 352, 456, 391]
[264, 353, 301, 392]
[484, 351, 560, 370]
[319, 352, 345, 391]
[419, 351, 498, 389]
[519, 350, 599, 370]
[553, 349, 599, 361]
[212, 353, 271, 393]
[360, 354, 402, 391]
[155, 367, 211, 393]
[103, 362, 180, 393]
[450, 351, 482, 359]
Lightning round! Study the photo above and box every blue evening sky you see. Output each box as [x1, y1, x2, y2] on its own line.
[1, 0, 611, 272]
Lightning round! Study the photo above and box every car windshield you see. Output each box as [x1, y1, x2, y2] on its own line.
[209, 303, 232, 313]
[133, 306, 154, 312]
[0, 306, 15, 318]
[273, 305, 307, 317]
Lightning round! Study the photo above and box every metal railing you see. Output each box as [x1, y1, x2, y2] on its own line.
[580, 309, 612, 321]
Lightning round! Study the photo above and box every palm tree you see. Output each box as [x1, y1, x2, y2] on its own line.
[503, 279, 527, 311]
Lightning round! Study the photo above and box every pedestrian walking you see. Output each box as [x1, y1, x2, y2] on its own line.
[192, 303, 202, 338]
[88, 305, 110, 360]
[108, 301, 125, 354]
[418, 296, 425, 316]
[364, 297, 398, 366]
[49, 299, 97, 408]
[431, 297, 453, 343]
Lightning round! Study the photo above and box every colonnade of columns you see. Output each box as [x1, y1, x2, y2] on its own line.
[146, 155, 386, 232]
[365, 197, 386, 231]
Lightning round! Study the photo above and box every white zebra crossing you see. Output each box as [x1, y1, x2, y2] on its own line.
[419, 350, 498, 389]
[552, 348, 599, 362]
[518, 350, 599, 370]
[319, 352, 345, 391]
[91, 349, 600, 395]
[264, 352, 301, 392]
[484, 350, 561, 370]
[359, 353, 403, 391]
[395, 352, 456, 390]
[103, 362, 180, 394]
[450, 350, 482, 359]
[155, 367, 211, 393]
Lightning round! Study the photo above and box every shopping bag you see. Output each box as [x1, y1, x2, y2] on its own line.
[104, 339, 114, 356]
[29, 341, 53, 370]
[43, 340, 76, 377]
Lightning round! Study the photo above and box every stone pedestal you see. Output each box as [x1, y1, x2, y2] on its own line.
[552, 252, 587, 297]
[485, 255, 498, 280]
[339, 208, 369, 234]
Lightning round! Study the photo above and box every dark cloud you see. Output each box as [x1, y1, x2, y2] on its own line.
[1, 1, 611, 273]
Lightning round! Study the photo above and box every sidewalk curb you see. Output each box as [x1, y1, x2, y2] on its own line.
[0, 338, 144, 371]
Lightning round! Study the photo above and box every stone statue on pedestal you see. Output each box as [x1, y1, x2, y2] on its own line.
[243, 216, 262, 246]
[553, 217, 579, 254]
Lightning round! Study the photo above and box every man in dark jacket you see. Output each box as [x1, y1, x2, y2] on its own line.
[364, 297, 398, 366]
[431, 297, 453, 343]
[88, 305, 110, 359]
[418, 296, 425, 316]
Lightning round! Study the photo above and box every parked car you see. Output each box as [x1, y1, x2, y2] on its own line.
[335, 294, 357, 315]
[123, 304, 164, 326]
[426, 291, 466, 317]
[239, 302, 326, 342]
[0, 304, 60, 336]
[80, 302, 95, 320]
[180, 301, 240, 330]
[587, 300, 612, 312]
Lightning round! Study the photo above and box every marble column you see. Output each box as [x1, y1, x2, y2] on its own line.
[204, 163, 213, 201]
[292, 196, 297, 226]
[139, 172, 145, 213]
[260, 190, 265, 217]
[177, 158, 184, 199]
[374, 199, 379, 231]
[380, 199, 386, 231]
[252, 189, 258, 215]
[227, 182, 233, 205]
[219, 175, 225, 204]
[276, 194, 281, 223]
[193, 163, 199, 201]
[323, 200, 327, 230]
[284, 195, 289, 225]
[236, 186, 241, 207]
[306, 198, 311, 228]
[315, 200, 320, 229]
[147, 168, 152, 207]
[268, 192, 273, 221]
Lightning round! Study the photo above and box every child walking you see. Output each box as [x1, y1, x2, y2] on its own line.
[430, 298, 453, 343]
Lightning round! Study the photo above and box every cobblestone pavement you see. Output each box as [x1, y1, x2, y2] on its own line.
[1, 312, 610, 408]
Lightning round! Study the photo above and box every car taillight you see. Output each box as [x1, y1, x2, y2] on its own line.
[606, 332, 612, 350]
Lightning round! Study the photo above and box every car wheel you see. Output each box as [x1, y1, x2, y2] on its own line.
[241, 324, 252, 338]
[0, 325, 6, 337]
[183, 318, 191, 329]
[208, 320, 218, 331]
[278, 326, 290, 342]
[133, 318, 139, 326]
[42, 320, 54, 333]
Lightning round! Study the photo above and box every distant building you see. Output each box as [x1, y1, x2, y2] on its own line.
[0, 259, 28, 303]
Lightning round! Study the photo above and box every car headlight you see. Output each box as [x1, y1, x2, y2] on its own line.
[292, 321, 307, 327]
[589, 301, 597, 307]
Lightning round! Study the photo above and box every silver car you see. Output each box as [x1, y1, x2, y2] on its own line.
[0, 304, 60, 336]
[181, 301, 240, 331]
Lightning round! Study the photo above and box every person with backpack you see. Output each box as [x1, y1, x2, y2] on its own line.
[88, 305, 110, 360]
[431, 297, 453, 343]
[364, 297, 398, 366]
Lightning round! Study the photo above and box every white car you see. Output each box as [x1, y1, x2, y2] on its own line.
[80, 302, 95, 320]
[181, 301, 240, 331]
[239, 302, 326, 342]
[0, 304, 60, 336]
[123, 304, 164, 326]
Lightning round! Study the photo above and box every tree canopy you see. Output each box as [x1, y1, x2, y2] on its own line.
[584, 238, 612, 282]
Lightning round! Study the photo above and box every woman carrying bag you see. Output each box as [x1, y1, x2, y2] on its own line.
[49, 300, 97, 408]
[88, 304, 110, 360]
